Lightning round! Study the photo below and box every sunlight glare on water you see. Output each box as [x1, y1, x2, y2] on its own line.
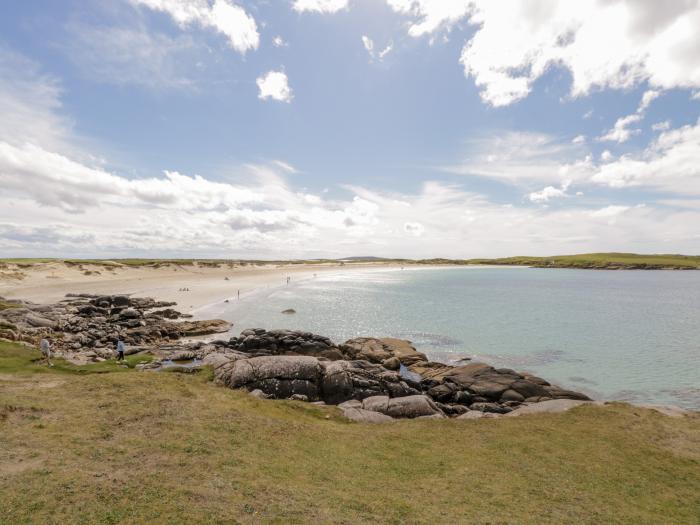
[204, 266, 700, 409]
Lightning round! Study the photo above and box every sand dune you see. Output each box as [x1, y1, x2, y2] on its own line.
[0, 261, 400, 315]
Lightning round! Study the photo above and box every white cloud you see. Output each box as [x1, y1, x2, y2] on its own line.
[130, 0, 259, 54]
[572, 135, 586, 144]
[386, 0, 472, 37]
[0, 48, 69, 152]
[272, 35, 288, 47]
[598, 89, 663, 143]
[601, 150, 614, 162]
[591, 118, 700, 194]
[457, 1, 700, 106]
[256, 70, 293, 103]
[598, 113, 642, 143]
[590, 205, 631, 219]
[378, 43, 394, 59]
[292, 0, 348, 14]
[361, 35, 373, 54]
[4, 135, 700, 257]
[444, 131, 588, 184]
[361, 35, 393, 61]
[528, 181, 571, 203]
[652, 120, 671, 131]
[639, 89, 661, 112]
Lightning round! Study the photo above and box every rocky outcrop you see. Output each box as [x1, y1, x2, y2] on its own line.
[1, 295, 592, 423]
[209, 329, 591, 422]
[212, 355, 420, 405]
[0, 294, 231, 361]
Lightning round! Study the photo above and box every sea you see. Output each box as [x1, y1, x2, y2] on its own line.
[198, 266, 700, 410]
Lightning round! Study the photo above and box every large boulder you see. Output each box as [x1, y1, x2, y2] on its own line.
[319, 360, 419, 404]
[25, 313, 57, 329]
[216, 355, 323, 401]
[385, 395, 443, 418]
[175, 319, 231, 337]
[348, 394, 444, 420]
[228, 329, 344, 360]
[340, 337, 428, 365]
[341, 407, 394, 423]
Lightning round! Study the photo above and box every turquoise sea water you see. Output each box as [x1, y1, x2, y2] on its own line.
[201, 267, 700, 409]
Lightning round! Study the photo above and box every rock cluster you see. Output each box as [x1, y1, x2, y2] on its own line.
[0, 295, 591, 422]
[0, 294, 231, 362]
[208, 330, 590, 422]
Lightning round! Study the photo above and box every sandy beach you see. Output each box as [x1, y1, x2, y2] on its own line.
[0, 261, 401, 314]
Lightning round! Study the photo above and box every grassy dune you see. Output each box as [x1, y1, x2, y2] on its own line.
[3, 253, 700, 270]
[465, 253, 700, 269]
[1, 342, 699, 524]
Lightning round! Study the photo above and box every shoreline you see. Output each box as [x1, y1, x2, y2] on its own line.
[0, 261, 422, 314]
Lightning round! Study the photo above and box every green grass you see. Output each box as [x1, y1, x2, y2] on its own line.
[477, 253, 700, 269]
[0, 300, 23, 311]
[414, 253, 700, 269]
[0, 343, 152, 375]
[0, 258, 57, 264]
[1, 341, 698, 524]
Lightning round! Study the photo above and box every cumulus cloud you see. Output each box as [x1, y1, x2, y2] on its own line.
[572, 135, 586, 144]
[256, 70, 293, 102]
[598, 89, 663, 143]
[129, 0, 259, 54]
[528, 181, 572, 203]
[386, 0, 472, 37]
[4, 138, 700, 257]
[591, 118, 700, 194]
[292, 0, 348, 14]
[456, 1, 700, 106]
[639, 89, 661, 112]
[598, 113, 642, 143]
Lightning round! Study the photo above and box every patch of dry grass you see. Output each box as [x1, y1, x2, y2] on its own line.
[1, 341, 699, 524]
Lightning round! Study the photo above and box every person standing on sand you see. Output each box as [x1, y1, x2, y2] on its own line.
[116, 339, 125, 361]
[39, 338, 52, 367]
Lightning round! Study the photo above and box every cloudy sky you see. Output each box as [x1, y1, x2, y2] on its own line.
[2, 0, 700, 259]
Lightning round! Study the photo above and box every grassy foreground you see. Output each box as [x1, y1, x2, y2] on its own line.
[1, 342, 699, 524]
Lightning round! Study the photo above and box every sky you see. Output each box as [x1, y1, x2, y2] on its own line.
[1, 0, 700, 259]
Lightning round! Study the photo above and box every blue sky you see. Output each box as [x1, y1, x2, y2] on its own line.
[1, 0, 700, 258]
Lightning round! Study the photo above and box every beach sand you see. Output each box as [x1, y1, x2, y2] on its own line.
[0, 261, 400, 315]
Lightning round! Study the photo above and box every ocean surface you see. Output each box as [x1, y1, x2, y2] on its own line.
[199, 266, 700, 409]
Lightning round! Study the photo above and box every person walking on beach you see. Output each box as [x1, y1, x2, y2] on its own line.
[39, 338, 52, 367]
[116, 339, 126, 361]
[237, 289, 240, 300]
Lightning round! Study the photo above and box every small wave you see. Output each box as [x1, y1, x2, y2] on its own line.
[392, 331, 463, 347]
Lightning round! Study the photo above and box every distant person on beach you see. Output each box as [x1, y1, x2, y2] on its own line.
[237, 289, 240, 300]
[39, 338, 52, 367]
[116, 339, 125, 361]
